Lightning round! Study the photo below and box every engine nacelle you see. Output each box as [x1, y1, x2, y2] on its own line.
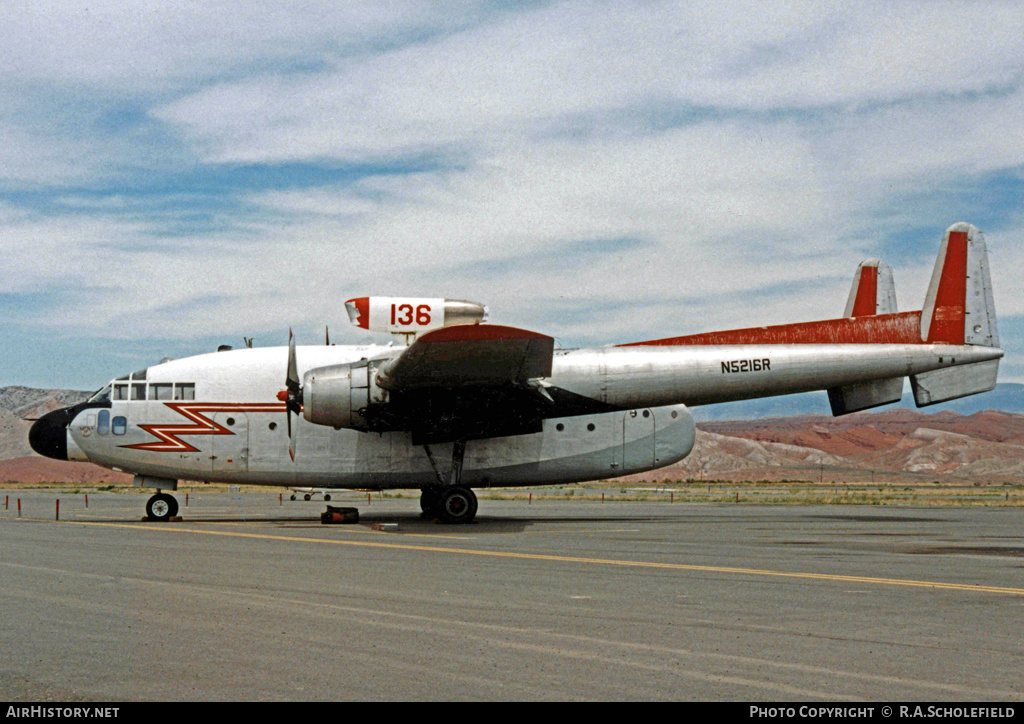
[301, 359, 387, 430]
[344, 297, 487, 341]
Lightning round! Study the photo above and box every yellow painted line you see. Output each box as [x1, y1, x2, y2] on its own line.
[212, 519, 472, 541]
[65, 519, 1024, 597]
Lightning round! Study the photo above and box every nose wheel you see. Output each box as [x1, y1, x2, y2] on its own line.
[145, 493, 179, 522]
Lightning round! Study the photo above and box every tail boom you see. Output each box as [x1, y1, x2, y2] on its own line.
[554, 342, 1002, 411]
[616, 223, 1001, 415]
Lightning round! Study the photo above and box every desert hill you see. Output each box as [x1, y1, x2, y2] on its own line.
[1, 386, 90, 459]
[681, 409, 1024, 483]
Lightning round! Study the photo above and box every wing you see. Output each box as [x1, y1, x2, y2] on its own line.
[369, 324, 556, 444]
[376, 324, 553, 390]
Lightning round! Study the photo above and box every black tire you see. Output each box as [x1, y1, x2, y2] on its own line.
[324, 494, 331, 501]
[420, 487, 441, 518]
[437, 486, 477, 524]
[303, 493, 311, 501]
[146, 493, 178, 522]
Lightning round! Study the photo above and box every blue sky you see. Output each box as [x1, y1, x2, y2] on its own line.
[1, 1, 1022, 391]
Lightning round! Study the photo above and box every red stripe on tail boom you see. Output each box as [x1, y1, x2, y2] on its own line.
[620, 311, 924, 347]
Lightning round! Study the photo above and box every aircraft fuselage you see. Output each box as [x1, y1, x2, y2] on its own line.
[48, 338, 999, 491]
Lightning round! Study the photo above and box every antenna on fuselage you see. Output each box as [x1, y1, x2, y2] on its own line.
[243, 337, 254, 349]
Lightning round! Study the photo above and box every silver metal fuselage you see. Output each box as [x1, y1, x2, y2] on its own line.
[62, 340, 1001, 491]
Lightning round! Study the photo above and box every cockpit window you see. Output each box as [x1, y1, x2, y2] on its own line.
[107, 377, 195, 401]
[87, 385, 112, 403]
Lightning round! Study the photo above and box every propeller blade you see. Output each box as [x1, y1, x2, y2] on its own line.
[285, 329, 301, 462]
[286, 406, 295, 461]
[287, 329, 300, 393]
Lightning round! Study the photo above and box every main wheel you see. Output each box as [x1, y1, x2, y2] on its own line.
[420, 487, 442, 518]
[146, 493, 178, 522]
[437, 486, 478, 524]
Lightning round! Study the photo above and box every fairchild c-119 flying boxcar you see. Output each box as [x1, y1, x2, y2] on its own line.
[30, 223, 1001, 523]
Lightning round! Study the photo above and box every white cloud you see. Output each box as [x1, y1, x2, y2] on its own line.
[150, 1, 1024, 161]
[2, 1, 1023, 386]
[0, 1, 470, 88]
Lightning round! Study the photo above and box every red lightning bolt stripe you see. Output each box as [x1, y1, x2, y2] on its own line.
[123, 402, 287, 452]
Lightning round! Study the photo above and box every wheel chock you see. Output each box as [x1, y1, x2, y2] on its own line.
[321, 506, 359, 524]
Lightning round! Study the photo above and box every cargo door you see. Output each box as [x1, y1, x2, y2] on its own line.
[212, 412, 249, 474]
[622, 409, 655, 472]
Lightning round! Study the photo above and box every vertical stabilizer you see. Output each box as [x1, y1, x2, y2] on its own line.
[831, 260, 903, 414]
[912, 223, 1001, 407]
[844, 259, 897, 317]
[920, 223, 999, 347]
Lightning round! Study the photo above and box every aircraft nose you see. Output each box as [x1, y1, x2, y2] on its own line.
[28, 407, 74, 461]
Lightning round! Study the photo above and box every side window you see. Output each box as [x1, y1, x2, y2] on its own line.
[174, 383, 195, 400]
[150, 383, 173, 400]
[97, 410, 110, 436]
[113, 384, 129, 401]
[130, 384, 145, 401]
[112, 416, 127, 435]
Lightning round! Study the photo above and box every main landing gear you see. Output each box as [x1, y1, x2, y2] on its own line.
[420, 486, 478, 524]
[421, 439, 478, 524]
[145, 493, 179, 522]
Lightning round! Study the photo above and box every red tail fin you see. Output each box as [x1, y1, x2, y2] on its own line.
[845, 259, 897, 317]
[920, 223, 998, 346]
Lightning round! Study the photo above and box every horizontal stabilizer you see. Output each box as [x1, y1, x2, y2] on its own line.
[827, 376, 904, 416]
[910, 359, 999, 407]
[845, 259, 897, 317]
